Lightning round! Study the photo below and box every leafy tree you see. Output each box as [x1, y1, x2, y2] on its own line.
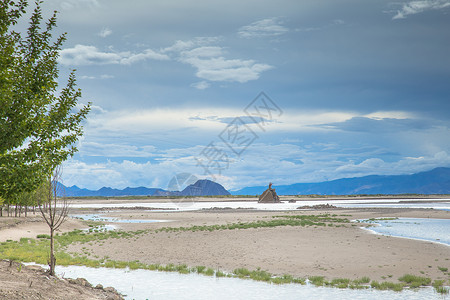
[0, 1, 90, 203]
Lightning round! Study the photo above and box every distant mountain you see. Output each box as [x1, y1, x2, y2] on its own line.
[62, 179, 230, 197]
[232, 167, 450, 195]
[62, 185, 165, 197]
[180, 179, 231, 196]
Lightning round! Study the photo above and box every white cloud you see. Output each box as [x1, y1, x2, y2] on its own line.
[393, 0, 450, 19]
[59, 45, 120, 65]
[238, 17, 289, 38]
[295, 19, 346, 33]
[191, 81, 210, 90]
[60, 37, 270, 84]
[59, 45, 169, 66]
[60, 0, 100, 10]
[79, 142, 157, 157]
[178, 44, 273, 83]
[186, 56, 272, 83]
[161, 37, 222, 53]
[80, 74, 115, 80]
[98, 27, 112, 38]
[335, 151, 450, 178]
[120, 49, 170, 65]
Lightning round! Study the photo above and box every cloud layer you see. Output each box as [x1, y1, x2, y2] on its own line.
[36, 1, 450, 190]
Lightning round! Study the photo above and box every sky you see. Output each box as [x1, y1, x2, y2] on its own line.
[22, 0, 450, 191]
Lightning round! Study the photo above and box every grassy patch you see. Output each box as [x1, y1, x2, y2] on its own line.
[36, 234, 51, 239]
[371, 281, 405, 292]
[398, 274, 431, 288]
[155, 214, 350, 233]
[232, 268, 305, 284]
[308, 276, 325, 286]
[434, 286, 449, 295]
[328, 278, 351, 288]
[438, 266, 448, 272]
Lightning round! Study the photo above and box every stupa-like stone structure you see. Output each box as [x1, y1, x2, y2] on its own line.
[258, 183, 280, 203]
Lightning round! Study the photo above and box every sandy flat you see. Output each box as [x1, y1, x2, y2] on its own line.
[64, 207, 450, 282]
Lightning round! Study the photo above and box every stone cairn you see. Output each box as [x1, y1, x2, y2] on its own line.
[258, 182, 280, 203]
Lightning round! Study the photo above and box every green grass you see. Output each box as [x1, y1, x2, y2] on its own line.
[155, 214, 350, 233]
[398, 274, 431, 288]
[352, 276, 371, 284]
[371, 281, 405, 292]
[36, 234, 51, 239]
[434, 286, 449, 295]
[438, 266, 448, 272]
[308, 276, 325, 286]
[215, 270, 226, 277]
[327, 278, 351, 288]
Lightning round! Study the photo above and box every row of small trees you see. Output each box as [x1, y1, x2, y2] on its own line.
[0, 182, 46, 217]
[1, 1, 89, 276]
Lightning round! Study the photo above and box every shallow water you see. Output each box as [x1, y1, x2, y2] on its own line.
[68, 199, 450, 211]
[71, 214, 172, 224]
[339, 202, 450, 211]
[359, 218, 450, 246]
[53, 265, 444, 300]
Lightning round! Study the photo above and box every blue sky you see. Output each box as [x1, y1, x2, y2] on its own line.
[31, 0, 450, 191]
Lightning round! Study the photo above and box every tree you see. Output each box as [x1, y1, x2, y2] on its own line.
[39, 165, 68, 276]
[0, 1, 90, 204]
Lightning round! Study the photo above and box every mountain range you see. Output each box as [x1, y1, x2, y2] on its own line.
[62, 179, 230, 197]
[62, 167, 450, 197]
[233, 167, 450, 195]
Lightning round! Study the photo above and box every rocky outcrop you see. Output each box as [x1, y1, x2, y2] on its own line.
[258, 183, 280, 203]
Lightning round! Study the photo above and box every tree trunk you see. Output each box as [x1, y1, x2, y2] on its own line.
[25, 206, 28, 217]
[49, 228, 56, 276]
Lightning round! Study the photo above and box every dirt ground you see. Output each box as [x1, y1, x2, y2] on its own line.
[0, 259, 123, 300]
